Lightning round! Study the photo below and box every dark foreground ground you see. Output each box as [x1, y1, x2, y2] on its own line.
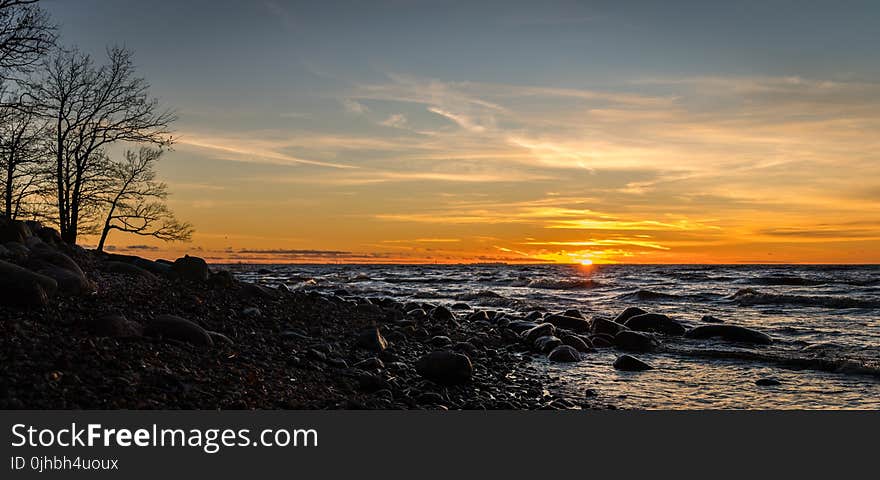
[1, 219, 600, 409]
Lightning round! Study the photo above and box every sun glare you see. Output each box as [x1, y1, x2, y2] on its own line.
[578, 258, 594, 266]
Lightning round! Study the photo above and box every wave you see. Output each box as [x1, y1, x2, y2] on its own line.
[453, 290, 529, 308]
[744, 276, 826, 286]
[730, 288, 879, 309]
[523, 278, 601, 290]
[455, 290, 505, 301]
[664, 345, 880, 378]
[618, 289, 682, 302]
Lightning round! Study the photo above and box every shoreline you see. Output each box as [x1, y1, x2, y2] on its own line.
[4, 221, 877, 409]
[1, 223, 592, 409]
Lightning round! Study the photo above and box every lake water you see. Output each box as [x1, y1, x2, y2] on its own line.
[231, 263, 880, 409]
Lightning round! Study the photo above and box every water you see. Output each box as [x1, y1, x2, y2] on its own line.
[230, 264, 880, 409]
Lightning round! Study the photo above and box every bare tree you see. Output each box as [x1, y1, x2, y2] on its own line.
[0, 92, 45, 218]
[96, 147, 192, 252]
[0, 0, 55, 78]
[28, 46, 176, 244]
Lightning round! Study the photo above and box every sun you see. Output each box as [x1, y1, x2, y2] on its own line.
[578, 258, 593, 266]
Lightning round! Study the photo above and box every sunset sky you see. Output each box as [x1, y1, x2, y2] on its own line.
[45, 0, 880, 264]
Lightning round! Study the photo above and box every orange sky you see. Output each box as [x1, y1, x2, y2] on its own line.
[60, 4, 880, 265]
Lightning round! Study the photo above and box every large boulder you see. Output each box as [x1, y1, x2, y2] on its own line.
[613, 306, 648, 324]
[548, 345, 581, 362]
[143, 314, 213, 346]
[3, 241, 29, 261]
[543, 314, 591, 332]
[0, 217, 31, 244]
[0, 259, 58, 307]
[561, 334, 593, 352]
[533, 335, 563, 353]
[625, 313, 687, 336]
[416, 351, 473, 385]
[614, 330, 658, 352]
[27, 250, 93, 295]
[35, 226, 62, 247]
[684, 325, 772, 345]
[613, 354, 654, 371]
[591, 317, 626, 336]
[172, 255, 210, 282]
[523, 323, 556, 343]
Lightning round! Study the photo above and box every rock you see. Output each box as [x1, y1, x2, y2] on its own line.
[0, 259, 58, 307]
[326, 357, 348, 368]
[209, 269, 236, 288]
[172, 255, 210, 282]
[756, 377, 781, 386]
[430, 306, 455, 322]
[613, 306, 648, 324]
[533, 335, 563, 353]
[507, 320, 540, 333]
[3, 241, 29, 261]
[685, 325, 772, 344]
[613, 354, 654, 371]
[35, 226, 62, 246]
[207, 331, 234, 345]
[467, 310, 490, 322]
[430, 335, 453, 347]
[416, 391, 446, 405]
[614, 330, 658, 352]
[701, 315, 724, 323]
[544, 314, 591, 332]
[523, 323, 556, 343]
[353, 357, 384, 370]
[548, 345, 581, 362]
[563, 309, 584, 319]
[451, 302, 471, 310]
[453, 341, 478, 356]
[0, 217, 31, 243]
[103, 261, 158, 280]
[143, 314, 213, 346]
[561, 334, 593, 352]
[27, 251, 93, 295]
[356, 327, 388, 352]
[524, 311, 543, 322]
[242, 307, 262, 318]
[415, 351, 473, 385]
[625, 313, 686, 336]
[591, 317, 626, 336]
[86, 314, 142, 337]
[24, 235, 45, 249]
[407, 308, 428, 321]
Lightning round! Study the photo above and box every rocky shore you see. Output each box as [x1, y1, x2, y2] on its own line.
[1, 217, 786, 410]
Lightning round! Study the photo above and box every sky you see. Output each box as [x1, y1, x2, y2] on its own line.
[42, 0, 880, 264]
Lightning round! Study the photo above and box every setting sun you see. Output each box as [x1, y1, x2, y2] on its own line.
[578, 259, 594, 266]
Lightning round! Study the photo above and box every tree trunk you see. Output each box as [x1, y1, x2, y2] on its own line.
[4, 162, 12, 218]
[55, 122, 67, 240]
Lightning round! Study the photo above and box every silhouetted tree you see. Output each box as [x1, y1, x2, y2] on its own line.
[96, 147, 191, 252]
[0, 0, 55, 78]
[28, 46, 176, 244]
[0, 92, 45, 218]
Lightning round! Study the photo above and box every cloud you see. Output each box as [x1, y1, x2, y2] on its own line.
[379, 113, 407, 128]
[342, 98, 368, 114]
[177, 134, 358, 169]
